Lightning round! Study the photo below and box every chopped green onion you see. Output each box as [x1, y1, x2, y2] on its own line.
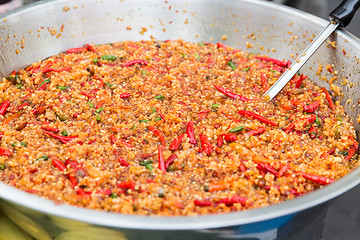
[229, 126, 244, 133]
[61, 130, 68, 136]
[95, 115, 101, 121]
[150, 107, 157, 113]
[67, 100, 74, 104]
[241, 67, 250, 71]
[20, 142, 27, 147]
[11, 142, 16, 147]
[154, 95, 165, 100]
[57, 86, 71, 91]
[87, 102, 94, 108]
[93, 58, 99, 65]
[228, 60, 236, 71]
[141, 70, 147, 75]
[101, 54, 117, 61]
[139, 160, 153, 170]
[155, 117, 162, 122]
[105, 82, 113, 87]
[194, 52, 200, 61]
[96, 107, 104, 113]
[211, 103, 220, 112]
[198, 42, 206, 46]
[37, 155, 49, 161]
[39, 78, 51, 87]
[339, 151, 349, 156]
[139, 119, 148, 123]
[181, 54, 188, 58]
[315, 116, 321, 126]
[0, 164, 4, 170]
[130, 124, 136, 130]
[110, 192, 117, 198]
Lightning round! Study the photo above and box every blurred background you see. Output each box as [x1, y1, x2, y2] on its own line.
[0, 0, 359, 239]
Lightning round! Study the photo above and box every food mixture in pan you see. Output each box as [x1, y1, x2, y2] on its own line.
[0, 40, 358, 216]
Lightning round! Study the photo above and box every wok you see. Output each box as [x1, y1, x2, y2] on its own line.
[0, 0, 359, 239]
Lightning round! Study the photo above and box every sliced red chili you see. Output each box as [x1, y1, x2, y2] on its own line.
[321, 87, 335, 111]
[217, 196, 247, 206]
[52, 159, 66, 171]
[222, 134, 237, 143]
[0, 147, 12, 156]
[345, 146, 356, 161]
[119, 93, 131, 99]
[186, 121, 197, 145]
[303, 101, 319, 113]
[199, 134, 213, 155]
[0, 100, 10, 115]
[194, 199, 212, 207]
[301, 172, 334, 185]
[118, 181, 136, 189]
[41, 126, 60, 133]
[117, 157, 130, 167]
[157, 145, 166, 173]
[123, 59, 149, 67]
[246, 127, 266, 136]
[214, 85, 249, 101]
[255, 56, 288, 68]
[165, 154, 177, 169]
[256, 163, 278, 176]
[148, 126, 166, 150]
[238, 110, 277, 126]
[261, 72, 270, 92]
[169, 134, 184, 151]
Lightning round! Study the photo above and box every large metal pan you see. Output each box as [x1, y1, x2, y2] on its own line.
[0, 0, 359, 239]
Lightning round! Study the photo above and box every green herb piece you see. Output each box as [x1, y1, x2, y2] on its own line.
[95, 115, 101, 121]
[300, 84, 304, 88]
[339, 151, 349, 156]
[130, 124, 136, 130]
[181, 54, 188, 58]
[246, 52, 254, 58]
[61, 130, 68, 136]
[228, 60, 236, 71]
[139, 160, 153, 170]
[229, 126, 244, 133]
[154, 95, 165, 100]
[241, 67, 250, 71]
[93, 58, 99, 65]
[11, 142, 16, 147]
[315, 116, 321, 126]
[211, 103, 220, 112]
[37, 155, 49, 161]
[0, 164, 5, 170]
[39, 78, 51, 87]
[198, 42, 206, 46]
[67, 100, 74, 104]
[57, 86, 71, 91]
[269, 69, 277, 73]
[105, 82, 113, 87]
[194, 52, 200, 61]
[139, 119, 148, 123]
[337, 115, 344, 122]
[141, 70, 147, 75]
[110, 192, 117, 198]
[155, 117, 162, 122]
[101, 54, 117, 61]
[20, 142, 27, 147]
[87, 102, 94, 108]
[56, 113, 67, 122]
[5, 74, 22, 86]
[96, 107, 104, 113]
[150, 107, 157, 113]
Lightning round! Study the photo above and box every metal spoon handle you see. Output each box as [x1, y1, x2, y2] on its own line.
[264, 0, 360, 101]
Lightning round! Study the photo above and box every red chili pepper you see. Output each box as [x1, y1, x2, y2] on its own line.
[119, 93, 131, 99]
[110, 134, 117, 144]
[216, 42, 227, 50]
[246, 127, 266, 136]
[309, 126, 317, 138]
[294, 74, 307, 88]
[118, 181, 136, 189]
[42, 129, 78, 144]
[214, 85, 249, 101]
[159, 113, 166, 122]
[284, 114, 316, 134]
[328, 148, 336, 155]
[52, 159, 66, 171]
[217, 196, 247, 206]
[345, 146, 356, 161]
[349, 136, 358, 149]
[239, 162, 247, 172]
[123, 59, 149, 67]
[17, 102, 30, 111]
[169, 134, 184, 151]
[0, 100, 10, 115]
[42, 67, 71, 73]
[117, 157, 130, 167]
[118, 139, 133, 148]
[200, 134, 213, 155]
[284, 123, 295, 134]
[0, 147, 12, 156]
[20, 93, 31, 103]
[157, 145, 166, 173]
[186, 121, 197, 145]
[256, 163, 278, 176]
[95, 100, 104, 109]
[66, 47, 87, 54]
[42, 126, 60, 133]
[303, 101, 319, 113]
[321, 87, 335, 111]
[301, 172, 334, 185]
[222, 134, 237, 143]
[261, 72, 270, 92]
[66, 174, 78, 188]
[238, 110, 278, 126]
[85, 44, 96, 52]
[148, 126, 166, 150]
[197, 110, 211, 120]
[217, 136, 223, 147]
[80, 91, 95, 99]
[255, 56, 288, 68]
[165, 154, 177, 169]
[278, 163, 290, 177]
[194, 199, 212, 207]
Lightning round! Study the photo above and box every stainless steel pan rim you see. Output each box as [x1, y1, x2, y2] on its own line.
[0, 0, 359, 231]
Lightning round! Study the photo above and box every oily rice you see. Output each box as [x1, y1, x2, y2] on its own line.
[0, 39, 358, 216]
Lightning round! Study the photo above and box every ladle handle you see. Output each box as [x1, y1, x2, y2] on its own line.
[330, 0, 360, 27]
